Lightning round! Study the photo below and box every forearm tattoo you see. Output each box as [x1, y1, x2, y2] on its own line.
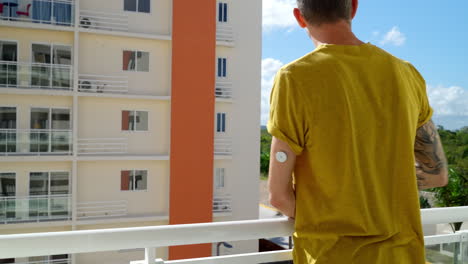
[414, 120, 448, 189]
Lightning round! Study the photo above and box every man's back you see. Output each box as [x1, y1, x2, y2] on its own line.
[267, 43, 431, 263]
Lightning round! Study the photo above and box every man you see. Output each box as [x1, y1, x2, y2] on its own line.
[267, 0, 448, 263]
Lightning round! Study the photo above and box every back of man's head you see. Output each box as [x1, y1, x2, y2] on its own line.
[296, 0, 353, 25]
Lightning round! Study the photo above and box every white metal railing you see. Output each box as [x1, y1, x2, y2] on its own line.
[216, 24, 234, 42]
[0, 129, 72, 156]
[77, 138, 128, 155]
[213, 194, 231, 213]
[13, 258, 71, 264]
[0, 61, 73, 90]
[215, 81, 233, 99]
[0, 194, 71, 224]
[0, 0, 75, 27]
[0, 206, 467, 263]
[77, 200, 127, 220]
[79, 10, 128, 32]
[78, 74, 128, 94]
[214, 137, 232, 155]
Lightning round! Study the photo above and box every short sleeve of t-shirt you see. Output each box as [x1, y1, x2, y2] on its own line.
[408, 63, 433, 127]
[267, 69, 307, 155]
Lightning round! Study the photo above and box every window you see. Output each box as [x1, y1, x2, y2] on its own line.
[122, 110, 148, 131]
[215, 168, 225, 189]
[217, 57, 227, 77]
[0, 107, 17, 153]
[218, 2, 228, 22]
[121, 170, 147, 191]
[216, 113, 226, 133]
[30, 108, 71, 153]
[0, 41, 18, 87]
[29, 171, 70, 218]
[124, 0, 150, 13]
[0, 173, 15, 197]
[123, 50, 149, 72]
[31, 43, 72, 89]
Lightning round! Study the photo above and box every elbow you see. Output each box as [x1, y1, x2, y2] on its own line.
[438, 168, 449, 187]
[269, 194, 286, 210]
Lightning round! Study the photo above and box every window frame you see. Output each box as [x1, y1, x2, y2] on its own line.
[0, 172, 17, 197]
[217, 1, 228, 23]
[121, 110, 149, 132]
[27, 171, 71, 196]
[123, 0, 152, 14]
[0, 39, 19, 89]
[122, 49, 150, 72]
[217, 57, 228, 78]
[216, 112, 227, 133]
[214, 168, 226, 190]
[120, 169, 148, 192]
[29, 106, 72, 130]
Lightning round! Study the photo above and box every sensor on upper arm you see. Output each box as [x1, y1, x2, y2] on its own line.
[275, 151, 288, 163]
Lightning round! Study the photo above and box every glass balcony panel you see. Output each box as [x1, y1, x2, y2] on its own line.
[29, 131, 50, 153]
[0, 129, 72, 156]
[426, 242, 462, 264]
[52, 67, 72, 89]
[51, 131, 71, 153]
[0, 64, 17, 87]
[31, 65, 51, 88]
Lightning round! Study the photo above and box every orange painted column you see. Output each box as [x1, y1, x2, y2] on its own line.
[169, 0, 216, 260]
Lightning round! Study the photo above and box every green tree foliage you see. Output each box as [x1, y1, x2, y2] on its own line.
[260, 129, 272, 175]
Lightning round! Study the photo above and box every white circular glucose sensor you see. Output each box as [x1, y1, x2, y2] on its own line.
[275, 151, 288, 163]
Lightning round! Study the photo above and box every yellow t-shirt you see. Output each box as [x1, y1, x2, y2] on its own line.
[267, 43, 432, 264]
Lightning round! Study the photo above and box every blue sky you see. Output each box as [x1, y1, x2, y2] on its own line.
[261, 0, 468, 130]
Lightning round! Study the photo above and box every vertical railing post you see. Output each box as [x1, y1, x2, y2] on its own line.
[144, 247, 164, 264]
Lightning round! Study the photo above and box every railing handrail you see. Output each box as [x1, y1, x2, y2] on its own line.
[0, 60, 73, 68]
[0, 194, 71, 200]
[1, 206, 467, 259]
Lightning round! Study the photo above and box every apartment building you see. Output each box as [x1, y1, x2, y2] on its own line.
[0, 0, 262, 263]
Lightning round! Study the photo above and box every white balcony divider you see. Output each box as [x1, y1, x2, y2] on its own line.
[79, 10, 128, 32]
[77, 200, 128, 220]
[0, 206, 467, 263]
[0, 194, 72, 224]
[215, 81, 233, 99]
[77, 138, 127, 155]
[78, 74, 128, 94]
[214, 137, 232, 155]
[213, 194, 231, 213]
[216, 24, 234, 42]
[0, 61, 73, 90]
[0, 129, 73, 156]
[0, 0, 75, 27]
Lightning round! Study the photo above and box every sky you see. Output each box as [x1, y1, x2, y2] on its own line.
[261, 0, 468, 130]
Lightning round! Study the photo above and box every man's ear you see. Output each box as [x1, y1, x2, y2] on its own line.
[351, 0, 358, 19]
[293, 8, 307, 28]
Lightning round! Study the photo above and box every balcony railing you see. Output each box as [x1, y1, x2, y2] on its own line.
[0, 194, 71, 224]
[0, 0, 75, 27]
[14, 258, 71, 264]
[215, 81, 233, 99]
[214, 137, 232, 155]
[216, 24, 234, 43]
[213, 194, 231, 213]
[77, 138, 128, 155]
[0, 129, 72, 156]
[77, 200, 127, 220]
[79, 10, 128, 32]
[0, 206, 467, 263]
[0, 61, 73, 90]
[78, 74, 128, 94]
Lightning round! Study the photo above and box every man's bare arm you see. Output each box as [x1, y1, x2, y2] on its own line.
[268, 137, 296, 218]
[414, 120, 448, 190]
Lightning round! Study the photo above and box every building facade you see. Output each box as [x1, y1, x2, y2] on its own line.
[0, 0, 262, 263]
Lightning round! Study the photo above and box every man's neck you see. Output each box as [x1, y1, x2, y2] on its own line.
[306, 20, 364, 47]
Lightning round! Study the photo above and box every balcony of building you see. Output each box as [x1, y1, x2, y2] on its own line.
[0, 129, 72, 156]
[0, 61, 73, 92]
[0, 194, 71, 224]
[0, 0, 74, 28]
[0, 206, 467, 263]
[214, 137, 232, 156]
[215, 81, 233, 100]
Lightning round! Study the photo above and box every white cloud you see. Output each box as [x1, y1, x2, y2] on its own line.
[428, 85, 468, 117]
[263, 0, 297, 31]
[261, 58, 284, 125]
[380, 26, 406, 46]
